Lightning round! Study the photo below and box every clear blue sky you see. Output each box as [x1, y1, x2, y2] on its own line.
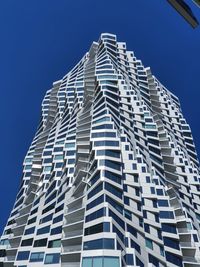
[0, 0, 200, 233]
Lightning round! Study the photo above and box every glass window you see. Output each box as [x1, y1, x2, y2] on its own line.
[145, 238, 153, 250]
[125, 254, 134, 265]
[24, 227, 35, 235]
[132, 163, 137, 170]
[65, 142, 75, 148]
[104, 257, 120, 267]
[40, 213, 53, 224]
[92, 132, 116, 138]
[162, 223, 177, 234]
[165, 252, 182, 267]
[156, 189, 163, 195]
[88, 183, 103, 199]
[21, 238, 33, 247]
[85, 208, 106, 223]
[99, 159, 121, 171]
[54, 155, 63, 160]
[86, 195, 104, 210]
[83, 238, 114, 250]
[82, 256, 120, 267]
[105, 182, 122, 199]
[30, 252, 44, 262]
[93, 257, 103, 267]
[104, 170, 121, 184]
[158, 200, 169, 207]
[50, 226, 62, 235]
[44, 253, 60, 264]
[42, 202, 56, 214]
[27, 216, 37, 225]
[159, 211, 174, 219]
[44, 166, 51, 173]
[109, 209, 125, 229]
[97, 149, 119, 158]
[30, 207, 38, 215]
[82, 257, 92, 267]
[33, 238, 47, 247]
[48, 239, 61, 248]
[94, 141, 119, 147]
[37, 225, 50, 235]
[53, 214, 63, 224]
[85, 222, 109, 236]
[163, 237, 180, 250]
[0, 239, 9, 246]
[16, 251, 30, 261]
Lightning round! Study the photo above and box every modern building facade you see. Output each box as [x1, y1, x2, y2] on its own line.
[1, 33, 200, 267]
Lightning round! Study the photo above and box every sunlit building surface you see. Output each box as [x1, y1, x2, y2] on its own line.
[1, 33, 200, 267]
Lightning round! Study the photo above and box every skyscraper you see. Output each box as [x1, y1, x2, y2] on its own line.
[1, 33, 200, 267]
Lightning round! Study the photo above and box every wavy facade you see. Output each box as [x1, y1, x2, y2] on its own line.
[1, 33, 200, 267]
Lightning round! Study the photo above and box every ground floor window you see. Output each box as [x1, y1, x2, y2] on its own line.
[82, 256, 120, 267]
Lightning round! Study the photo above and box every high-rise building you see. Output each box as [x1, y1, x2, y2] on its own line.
[1, 33, 200, 267]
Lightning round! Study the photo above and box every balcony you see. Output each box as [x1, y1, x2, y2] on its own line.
[15, 212, 29, 225]
[64, 215, 84, 226]
[67, 203, 84, 213]
[12, 223, 26, 236]
[178, 228, 190, 234]
[180, 242, 196, 248]
[64, 230, 83, 239]
[183, 256, 200, 264]
[62, 244, 82, 253]
[61, 262, 80, 267]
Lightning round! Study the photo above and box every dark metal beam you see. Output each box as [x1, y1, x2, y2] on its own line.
[167, 0, 199, 28]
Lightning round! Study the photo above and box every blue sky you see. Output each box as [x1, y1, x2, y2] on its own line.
[0, 0, 200, 233]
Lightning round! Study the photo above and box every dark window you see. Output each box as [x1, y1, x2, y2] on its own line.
[50, 226, 62, 235]
[86, 195, 104, 210]
[164, 237, 180, 250]
[42, 202, 55, 214]
[96, 149, 120, 158]
[109, 209, 125, 229]
[40, 213, 53, 224]
[37, 225, 50, 235]
[85, 208, 106, 223]
[27, 217, 36, 225]
[105, 182, 122, 199]
[16, 251, 30, 261]
[94, 141, 119, 147]
[159, 211, 174, 219]
[165, 252, 182, 267]
[33, 238, 48, 247]
[30, 207, 38, 215]
[106, 195, 123, 214]
[125, 254, 134, 265]
[158, 200, 169, 207]
[0, 250, 6, 257]
[83, 238, 114, 250]
[162, 224, 177, 234]
[21, 238, 33, 247]
[85, 222, 110, 236]
[104, 170, 121, 184]
[55, 203, 64, 213]
[24, 227, 35, 235]
[53, 214, 63, 224]
[88, 183, 103, 199]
